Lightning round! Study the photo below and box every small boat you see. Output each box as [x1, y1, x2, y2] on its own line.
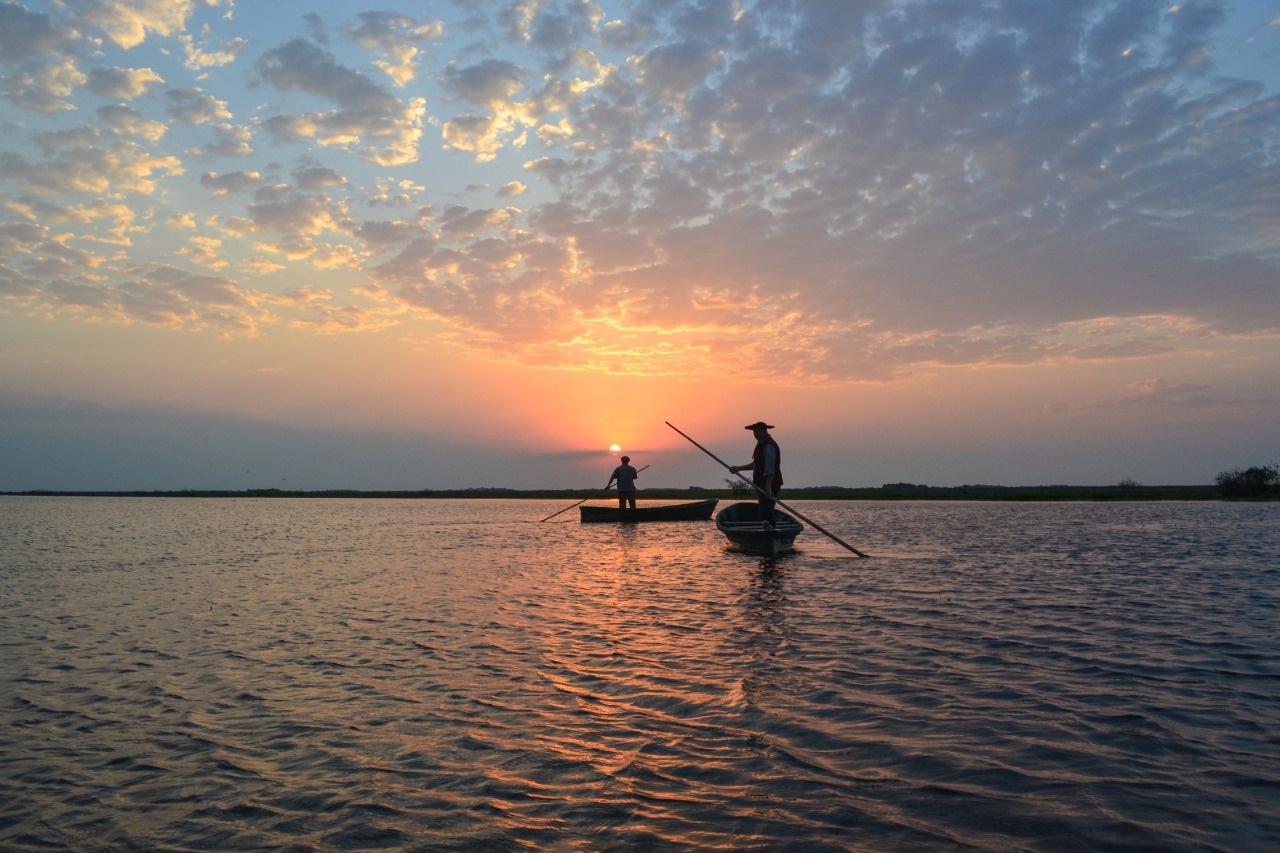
[715, 502, 804, 556]
[579, 498, 719, 523]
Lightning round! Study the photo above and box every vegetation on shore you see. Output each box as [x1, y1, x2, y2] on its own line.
[1214, 463, 1279, 498]
[5, 483, 1272, 501]
[7, 463, 1275, 501]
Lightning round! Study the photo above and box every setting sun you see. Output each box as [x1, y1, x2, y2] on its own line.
[609, 444, 621, 453]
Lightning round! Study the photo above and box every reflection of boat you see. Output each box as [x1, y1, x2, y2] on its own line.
[715, 502, 804, 556]
[579, 499, 719, 523]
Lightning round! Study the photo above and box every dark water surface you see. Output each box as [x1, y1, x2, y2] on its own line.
[2, 497, 1277, 851]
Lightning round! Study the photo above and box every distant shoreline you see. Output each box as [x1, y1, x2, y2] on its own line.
[4, 485, 1270, 501]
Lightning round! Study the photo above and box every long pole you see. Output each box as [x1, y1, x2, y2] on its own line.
[666, 421, 868, 557]
[539, 464, 651, 522]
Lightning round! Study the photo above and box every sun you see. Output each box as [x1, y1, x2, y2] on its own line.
[609, 444, 621, 453]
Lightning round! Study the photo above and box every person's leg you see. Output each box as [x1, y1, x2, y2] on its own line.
[626, 490, 637, 509]
[618, 492, 626, 509]
[756, 483, 775, 526]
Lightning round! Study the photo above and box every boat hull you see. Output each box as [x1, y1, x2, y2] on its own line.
[579, 498, 718, 523]
[715, 502, 803, 555]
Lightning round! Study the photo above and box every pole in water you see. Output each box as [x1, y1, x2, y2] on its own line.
[666, 421, 869, 558]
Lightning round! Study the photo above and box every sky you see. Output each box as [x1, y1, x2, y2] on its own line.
[1, 0, 1277, 492]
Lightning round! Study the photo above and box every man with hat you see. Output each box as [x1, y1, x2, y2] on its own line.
[730, 422, 783, 527]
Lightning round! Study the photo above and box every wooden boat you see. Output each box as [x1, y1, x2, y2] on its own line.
[579, 498, 718, 523]
[715, 502, 804, 556]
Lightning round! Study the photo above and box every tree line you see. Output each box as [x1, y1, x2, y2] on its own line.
[1214, 463, 1279, 498]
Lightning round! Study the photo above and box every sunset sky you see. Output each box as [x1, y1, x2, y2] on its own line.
[2, 0, 1277, 491]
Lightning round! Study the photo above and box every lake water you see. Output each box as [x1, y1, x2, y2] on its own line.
[1, 496, 1277, 852]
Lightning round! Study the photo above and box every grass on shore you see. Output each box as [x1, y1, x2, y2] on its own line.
[6, 484, 1263, 501]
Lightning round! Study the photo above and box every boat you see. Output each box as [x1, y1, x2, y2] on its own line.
[715, 502, 804, 556]
[579, 498, 719, 523]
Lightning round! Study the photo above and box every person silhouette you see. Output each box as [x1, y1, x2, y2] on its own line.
[730, 422, 782, 527]
[609, 455, 639, 509]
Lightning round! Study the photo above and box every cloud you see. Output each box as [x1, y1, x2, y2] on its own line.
[240, 256, 285, 276]
[200, 170, 261, 197]
[13, 261, 267, 336]
[43, 198, 142, 245]
[0, 3, 87, 110]
[441, 58, 524, 108]
[164, 87, 233, 124]
[72, 0, 194, 50]
[498, 0, 609, 52]
[478, 0, 1276, 379]
[255, 38, 398, 113]
[2, 56, 85, 112]
[293, 165, 346, 192]
[288, 301, 403, 334]
[181, 32, 247, 71]
[0, 141, 182, 195]
[0, 1, 75, 60]
[97, 104, 167, 141]
[0, 0, 1277, 387]
[85, 66, 166, 98]
[153, 86, 250, 162]
[355, 218, 426, 253]
[348, 10, 443, 86]
[193, 122, 254, 157]
[437, 51, 611, 162]
[436, 59, 533, 162]
[177, 234, 227, 269]
[255, 37, 426, 165]
[441, 113, 515, 162]
[631, 39, 724, 99]
[366, 177, 422, 207]
[246, 184, 351, 237]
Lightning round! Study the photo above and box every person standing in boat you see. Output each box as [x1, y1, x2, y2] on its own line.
[730, 422, 783, 527]
[609, 456, 639, 509]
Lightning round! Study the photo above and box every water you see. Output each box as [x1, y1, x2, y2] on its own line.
[1, 496, 1277, 851]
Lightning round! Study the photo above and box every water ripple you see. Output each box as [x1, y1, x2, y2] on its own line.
[1, 497, 1277, 851]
